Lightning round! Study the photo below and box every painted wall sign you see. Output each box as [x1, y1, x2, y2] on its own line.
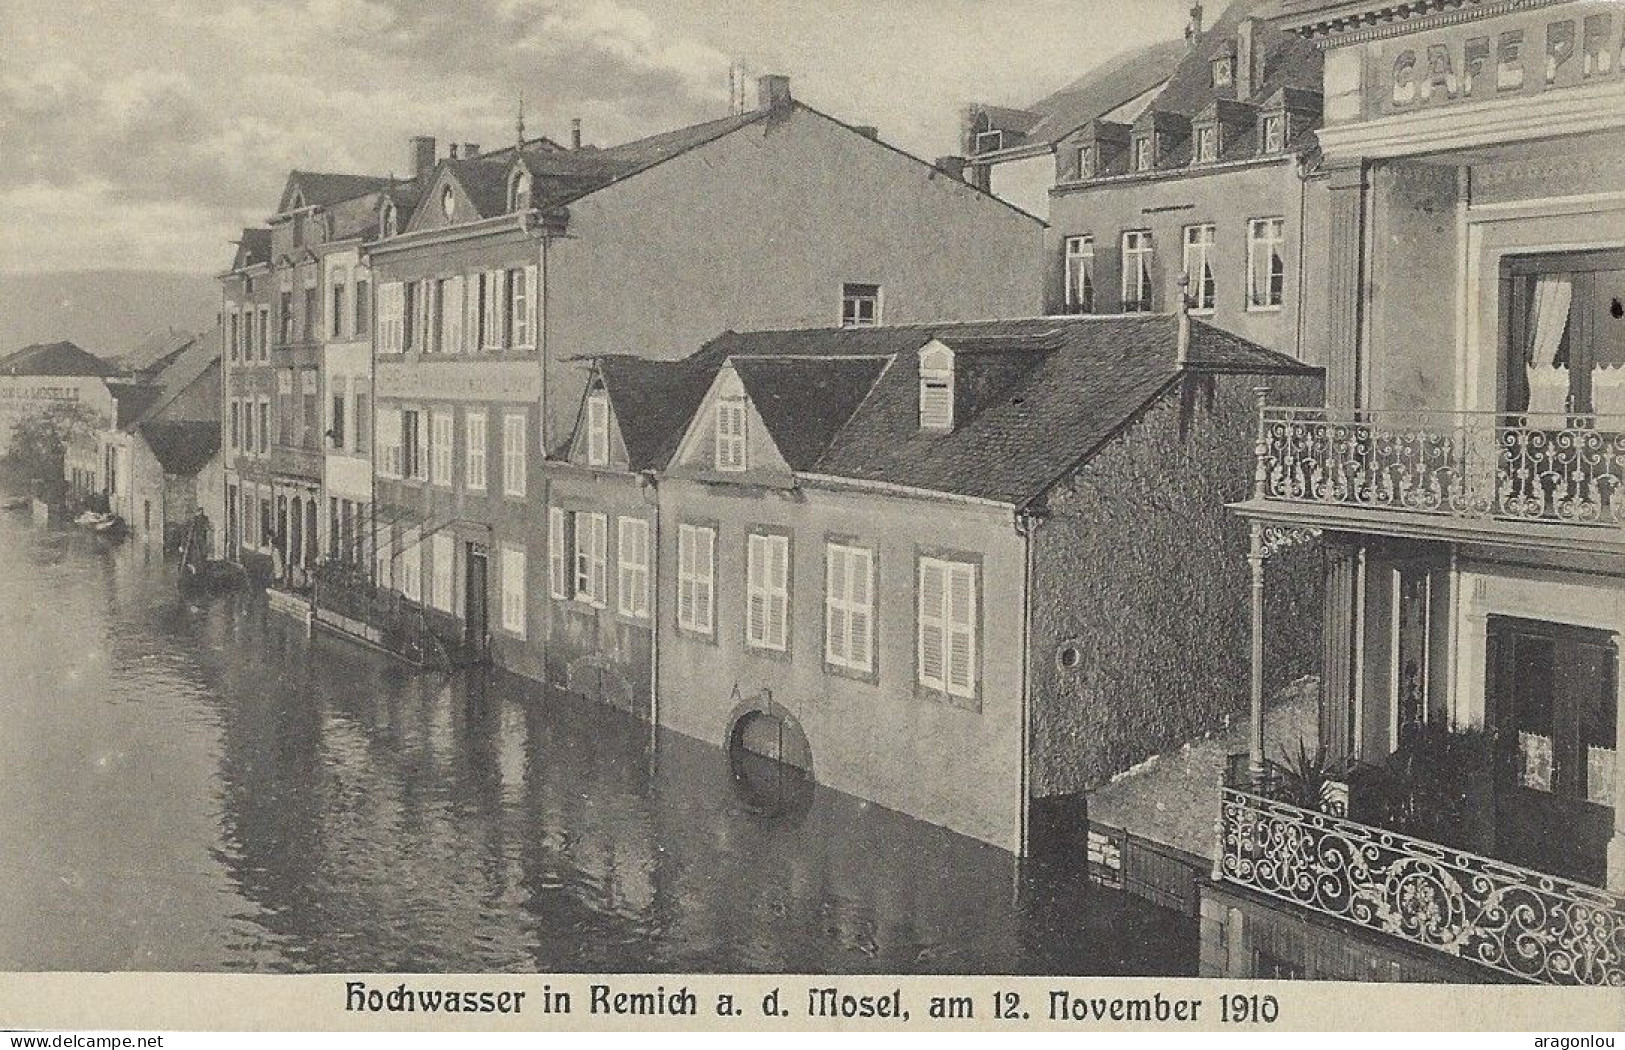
[1378, 3, 1624, 116]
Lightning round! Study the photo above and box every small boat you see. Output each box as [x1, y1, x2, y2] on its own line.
[1, 497, 28, 511]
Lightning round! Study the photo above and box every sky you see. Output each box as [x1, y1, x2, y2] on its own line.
[0, 0, 1206, 275]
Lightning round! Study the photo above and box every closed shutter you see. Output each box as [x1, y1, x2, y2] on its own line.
[522, 264, 538, 349]
[849, 549, 872, 671]
[919, 560, 945, 689]
[747, 534, 767, 646]
[446, 276, 463, 354]
[678, 525, 696, 628]
[947, 563, 976, 696]
[696, 527, 713, 632]
[590, 513, 607, 605]
[464, 272, 480, 352]
[485, 269, 504, 349]
[825, 552, 847, 665]
[548, 507, 568, 599]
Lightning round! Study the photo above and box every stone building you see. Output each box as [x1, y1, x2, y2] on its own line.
[1030, 0, 1326, 363]
[547, 312, 1318, 855]
[0, 342, 118, 462]
[370, 75, 1044, 680]
[1203, 0, 1625, 986]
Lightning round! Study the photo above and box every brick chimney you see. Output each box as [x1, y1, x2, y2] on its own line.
[757, 74, 792, 111]
[934, 155, 968, 180]
[1236, 18, 1257, 99]
[1185, 2, 1204, 48]
[409, 135, 437, 179]
[463, 143, 480, 158]
[570, 118, 582, 150]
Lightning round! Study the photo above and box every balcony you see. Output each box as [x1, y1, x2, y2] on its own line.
[1240, 407, 1624, 552]
[1215, 776, 1625, 986]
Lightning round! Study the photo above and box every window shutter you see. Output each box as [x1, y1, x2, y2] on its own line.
[919, 559, 945, 688]
[747, 535, 765, 645]
[523, 264, 539, 348]
[850, 551, 871, 671]
[825, 552, 846, 664]
[592, 514, 607, 603]
[485, 269, 503, 349]
[446, 276, 463, 354]
[948, 564, 976, 695]
[549, 507, 567, 599]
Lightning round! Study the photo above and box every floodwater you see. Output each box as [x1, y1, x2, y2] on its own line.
[0, 509, 1195, 974]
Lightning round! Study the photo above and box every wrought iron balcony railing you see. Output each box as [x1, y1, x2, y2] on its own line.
[1216, 785, 1625, 986]
[1256, 407, 1624, 529]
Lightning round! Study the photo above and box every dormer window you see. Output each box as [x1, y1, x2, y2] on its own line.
[585, 386, 610, 466]
[1261, 113, 1286, 153]
[1212, 55, 1234, 87]
[440, 185, 457, 220]
[1195, 125, 1219, 163]
[1076, 144, 1093, 180]
[715, 394, 746, 472]
[974, 129, 1004, 154]
[918, 342, 954, 431]
[509, 169, 532, 211]
[1133, 135, 1155, 172]
[381, 201, 398, 238]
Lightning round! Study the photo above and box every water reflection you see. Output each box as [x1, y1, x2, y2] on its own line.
[0, 510, 1193, 974]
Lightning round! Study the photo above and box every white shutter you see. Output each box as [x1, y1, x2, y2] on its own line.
[445, 276, 463, 354]
[696, 527, 713, 632]
[484, 270, 503, 349]
[549, 507, 568, 599]
[747, 534, 767, 646]
[521, 264, 538, 348]
[850, 549, 872, 672]
[825, 551, 846, 665]
[464, 272, 479, 352]
[918, 559, 945, 689]
[591, 513, 607, 605]
[678, 525, 696, 629]
[947, 564, 976, 696]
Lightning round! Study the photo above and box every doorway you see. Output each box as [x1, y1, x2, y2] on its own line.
[1487, 615, 1617, 886]
[464, 544, 488, 653]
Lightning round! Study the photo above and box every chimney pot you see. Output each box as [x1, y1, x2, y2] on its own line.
[1186, 2, 1204, 48]
[570, 118, 582, 150]
[756, 74, 792, 111]
[463, 143, 479, 157]
[934, 155, 968, 180]
[449, 144, 460, 159]
[409, 135, 437, 179]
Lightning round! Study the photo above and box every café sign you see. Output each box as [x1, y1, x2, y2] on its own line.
[1380, 2, 1624, 116]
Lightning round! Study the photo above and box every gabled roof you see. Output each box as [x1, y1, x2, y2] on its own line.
[0, 341, 114, 377]
[112, 327, 196, 377]
[1020, 39, 1190, 145]
[140, 420, 221, 476]
[126, 326, 222, 430]
[1149, 0, 1322, 118]
[584, 352, 729, 468]
[277, 171, 396, 213]
[728, 356, 892, 471]
[232, 228, 272, 271]
[690, 315, 1317, 506]
[107, 383, 164, 428]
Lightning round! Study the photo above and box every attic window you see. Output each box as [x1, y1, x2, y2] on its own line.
[918, 343, 954, 431]
[1133, 135, 1154, 172]
[1212, 55, 1234, 87]
[1075, 144, 1093, 179]
[715, 396, 747, 472]
[440, 185, 457, 220]
[841, 283, 881, 327]
[586, 387, 610, 466]
[509, 169, 532, 211]
[1261, 114, 1286, 153]
[974, 129, 1004, 154]
[382, 202, 398, 238]
[1195, 125, 1219, 164]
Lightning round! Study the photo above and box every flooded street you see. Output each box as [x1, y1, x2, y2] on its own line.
[0, 509, 1194, 974]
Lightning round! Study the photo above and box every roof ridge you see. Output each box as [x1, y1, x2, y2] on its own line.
[809, 354, 899, 475]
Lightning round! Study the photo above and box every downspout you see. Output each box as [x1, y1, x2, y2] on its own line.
[642, 468, 661, 763]
[1013, 505, 1042, 866]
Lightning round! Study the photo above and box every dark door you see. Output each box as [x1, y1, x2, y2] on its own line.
[1487, 615, 1617, 886]
[464, 544, 488, 653]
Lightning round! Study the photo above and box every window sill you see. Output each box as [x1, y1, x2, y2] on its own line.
[1245, 304, 1285, 314]
[677, 624, 717, 645]
[824, 660, 880, 686]
[916, 683, 982, 714]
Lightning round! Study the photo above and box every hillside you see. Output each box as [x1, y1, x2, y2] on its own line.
[0, 270, 217, 359]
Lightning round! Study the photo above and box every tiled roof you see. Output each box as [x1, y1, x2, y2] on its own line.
[286, 171, 396, 209]
[0, 341, 114, 377]
[108, 383, 164, 429]
[234, 228, 272, 269]
[591, 351, 729, 469]
[729, 356, 892, 471]
[694, 315, 1317, 505]
[140, 420, 221, 476]
[1150, 0, 1322, 118]
[128, 326, 221, 429]
[1019, 39, 1189, 145]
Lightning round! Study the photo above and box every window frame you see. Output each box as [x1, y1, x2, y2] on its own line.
[585, 390, 611, 467]
[916, 553, 980, 705]
[572, 511, 608, 608]
[714, 396, 747, 473]
[502, 411, 527, 497]
[676, 522, 716, 639]
[1121, 229, 1155, 313]
[824, 541, 875, 677]
[745, 530, 791, 653]
[1247, 216, 1287, 312]
[430, 410, 454, 486]
[1182, 223, 1218, 314]
[464, 411, 487, 491]
[1064, 235, 1095, 315]
[840, 282, 881, 328]
[617, 516, 651, 620]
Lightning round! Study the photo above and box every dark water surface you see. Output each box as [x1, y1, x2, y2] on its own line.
[0, 510, 1194, 973]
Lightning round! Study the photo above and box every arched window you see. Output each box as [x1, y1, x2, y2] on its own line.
[509, 168, 532, 212]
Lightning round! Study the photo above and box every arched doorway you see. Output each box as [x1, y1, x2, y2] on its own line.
[726, 700, 814, 818]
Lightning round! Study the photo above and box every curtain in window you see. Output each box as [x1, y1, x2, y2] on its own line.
[1524, 275, 1573, 416]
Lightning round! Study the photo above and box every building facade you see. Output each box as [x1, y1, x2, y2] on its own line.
[220, 230, 276, 578]
[1038, 0, 1326, 363]
[549, 315, 1317, 856]
[1203, 0, 1625, 987]
[369, 76, 1045, 683]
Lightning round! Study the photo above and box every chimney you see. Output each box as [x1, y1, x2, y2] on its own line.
[852, 125, 879, 140]
[448, 144, 460, 160]
[757, 73, 792, 111]
[1236, 19, 1257, 99]
[1185, 2, 1204, 48]
[570, 118, 582, 150]
[409, 135, 437, 179]
[934, 155, 968, 180]
[463, 143, 480, 158]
